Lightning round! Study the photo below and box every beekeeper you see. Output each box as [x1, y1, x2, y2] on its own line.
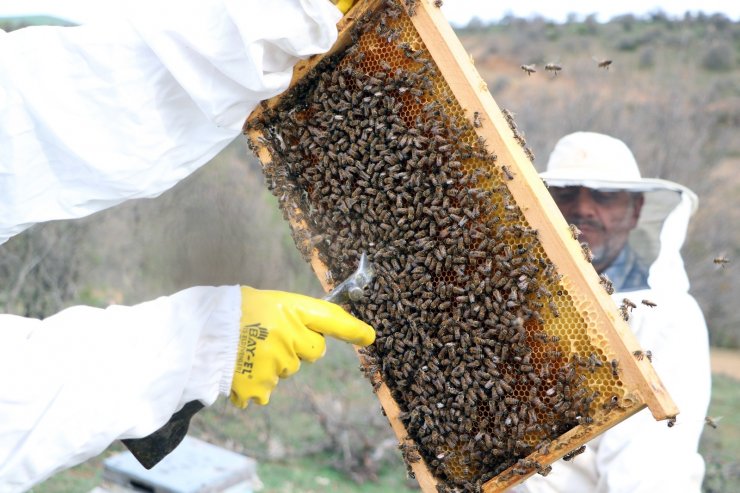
[0, 1, 367, 492]
[518, 132, 712, 492]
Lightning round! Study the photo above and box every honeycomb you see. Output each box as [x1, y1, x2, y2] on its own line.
[245, 1, 665, 491]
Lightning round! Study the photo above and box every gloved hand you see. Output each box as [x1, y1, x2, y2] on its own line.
[231, 286, 375, 408]
[331, 0, 355, 14]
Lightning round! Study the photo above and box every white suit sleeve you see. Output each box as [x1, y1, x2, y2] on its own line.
[593, 292, 711, 492]
[0, 0, 342, 245]
[0, 285, 242, 492]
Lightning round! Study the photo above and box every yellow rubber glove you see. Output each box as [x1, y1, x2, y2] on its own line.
[231, 286, 375, 408]
[331, 0, 355, 14]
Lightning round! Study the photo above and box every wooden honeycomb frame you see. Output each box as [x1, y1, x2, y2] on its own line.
[244, 1, 678, 491]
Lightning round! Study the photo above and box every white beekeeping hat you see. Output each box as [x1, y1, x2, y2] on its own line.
[540, 131, 699, 293]
[541, 131, 697, 210]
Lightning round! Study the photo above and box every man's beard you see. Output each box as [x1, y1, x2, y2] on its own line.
[569, 218, 608, 268]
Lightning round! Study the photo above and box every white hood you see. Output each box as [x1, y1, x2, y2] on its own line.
[540, 132, 698, 294]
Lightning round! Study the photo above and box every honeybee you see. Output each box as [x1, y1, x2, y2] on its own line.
[548, 300, 560, 318]
[618, 304, 630, 321]
[535, 440, 551, 455]
[520, 64, 537, 76]
[588, 352, 603, 368]
[569, 224, 582, 240]
[603, 395, 619, 411]
[502, 108, 517, 122]
[641, 299, 657, 308]
[563, 445, 586, 461]
[633, 350, 653, 362]
[434, 0, 443, 6]
[473, 111, 483, 128]
[610, 359, 620, 377]
[581, 242, 594, 262]
[713, 256, 730, 266]
[705, 416, 723, 429]
[622, 298, 637, 311]
[544, 63, 563, 76]
[502, 165, 515, 180]
[599, 273, 614, 295]
[593, 57, 613, 70]
[667, 415, 677, 428]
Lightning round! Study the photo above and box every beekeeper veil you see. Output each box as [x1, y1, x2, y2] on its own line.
[540, 132, 698, 294]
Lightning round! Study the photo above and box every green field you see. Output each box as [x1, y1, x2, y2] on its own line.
[700, 374, 740, 493]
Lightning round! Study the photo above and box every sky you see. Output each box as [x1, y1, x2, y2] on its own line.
[0, 0, 738, 27]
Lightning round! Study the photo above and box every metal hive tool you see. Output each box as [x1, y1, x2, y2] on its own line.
[244, 1, 678, 491]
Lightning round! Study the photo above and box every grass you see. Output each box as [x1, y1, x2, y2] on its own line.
[699, 374, 740, 493]
[28, 448, 115, 493]
[29, 357, 740, 493]
[258, 456, 416, 493]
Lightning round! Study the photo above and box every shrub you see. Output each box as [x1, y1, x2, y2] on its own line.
[701, 42, 735, 71]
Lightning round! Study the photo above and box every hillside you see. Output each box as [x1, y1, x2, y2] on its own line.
[457, 14, 740, 346]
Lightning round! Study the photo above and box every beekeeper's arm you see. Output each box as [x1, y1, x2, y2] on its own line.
[0, 286, 374, 492]
[0, 0, 350, 245]
[593, 292, 711, 492]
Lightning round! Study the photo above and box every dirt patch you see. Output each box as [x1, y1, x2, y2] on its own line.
[711, 348, 740, 380]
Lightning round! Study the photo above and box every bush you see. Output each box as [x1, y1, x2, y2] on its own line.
[616, 35, 644, 52]
[638, 47, 656, 69]
[701, 42, 735, 71]
[612, 13, 637, 32]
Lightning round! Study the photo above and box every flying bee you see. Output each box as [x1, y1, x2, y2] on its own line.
[569, 223, 582, 240]
[544, 63, 563, 76]
[705, 416, 723, 429]
[667, 415, 677, 428]
[622, 298, 637, 311]
[618, 304, 630, 321]
[593, 56, 613, 70]
[434, 0, 443, 6]
[632, 350, 653, 362]
[520, 64, 537, 76]
[641, 299, 657, 308]
[713, 256, 730, 266]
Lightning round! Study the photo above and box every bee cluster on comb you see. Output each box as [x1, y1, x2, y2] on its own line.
[246, 1, 673, 491]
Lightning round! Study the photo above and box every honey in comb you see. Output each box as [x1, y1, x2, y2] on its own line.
[247, 1, 630, 491]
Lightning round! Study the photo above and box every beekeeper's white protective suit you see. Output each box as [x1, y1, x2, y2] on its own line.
[0, 1, 353, 491]
[518, 132, 712, 493]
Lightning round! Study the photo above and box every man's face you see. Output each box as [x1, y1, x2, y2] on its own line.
[549, 186, 644, 273]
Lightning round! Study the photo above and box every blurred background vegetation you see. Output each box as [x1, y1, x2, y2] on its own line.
[2, 9, 738, 493]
